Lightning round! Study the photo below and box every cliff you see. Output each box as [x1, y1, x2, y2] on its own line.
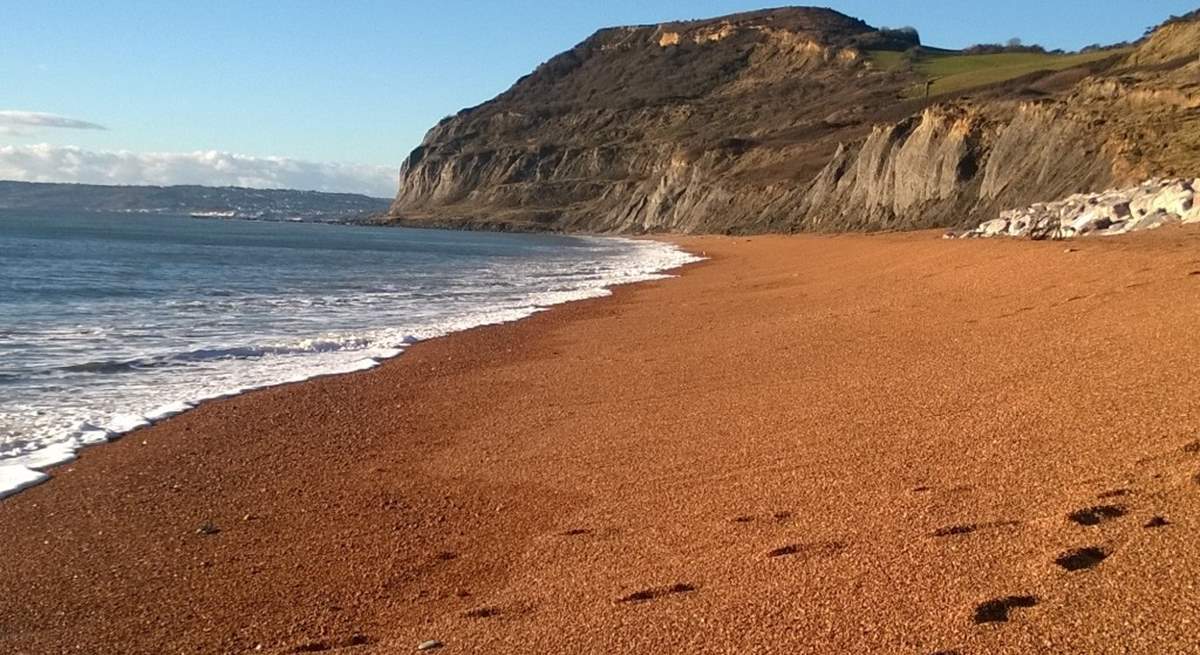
[386, 7, 1200, 234]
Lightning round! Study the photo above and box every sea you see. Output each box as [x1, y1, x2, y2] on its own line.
[0, 211, 698, 498]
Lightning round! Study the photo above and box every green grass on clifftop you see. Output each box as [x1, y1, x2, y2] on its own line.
[868, 48, 1129, 97]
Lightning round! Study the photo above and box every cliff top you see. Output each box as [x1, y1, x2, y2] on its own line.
[449, 5, 913, 127]
[1127, 10, 1200, 65]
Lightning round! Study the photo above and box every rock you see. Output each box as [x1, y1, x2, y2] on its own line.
[979, 218, 1009, 237]
[1096, 191, 1131, 206]
[1028, 215, 1063, 240]
[999, 208, 1036, 236]
[1182, 204, 1200, 224]
[1006, 212, 1034, 237]
[1105, 201, 1132, 219]
[417, 640, 444, 651]
[1056, 201, 1085, 220]
[1069, 208, 1112, 234]
[1129, 189, 1158, 217]
[1099, 220, 1130, 236]
[1128, 210, 1181, 232]
[1149, 182, 1194, 215]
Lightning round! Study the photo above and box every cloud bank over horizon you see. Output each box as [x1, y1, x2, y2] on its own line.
[0, 144, 398, 197]
[0, 111, 107, 136]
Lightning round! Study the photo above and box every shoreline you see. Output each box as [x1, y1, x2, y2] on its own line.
[3, 228, 1200, 653]
[0, 233, 701, 502]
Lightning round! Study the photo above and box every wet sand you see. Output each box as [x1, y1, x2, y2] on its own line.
[3, 229, 1200, 654]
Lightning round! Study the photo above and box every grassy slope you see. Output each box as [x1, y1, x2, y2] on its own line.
[868, 48, 1130, 97]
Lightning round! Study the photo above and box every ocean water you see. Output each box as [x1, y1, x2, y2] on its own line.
[0, 211, 698, 498]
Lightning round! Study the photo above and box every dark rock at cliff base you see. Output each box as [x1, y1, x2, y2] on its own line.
[386, 7, 1200, 235]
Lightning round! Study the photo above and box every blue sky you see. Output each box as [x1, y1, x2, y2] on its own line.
[1, 1, 1193, 195]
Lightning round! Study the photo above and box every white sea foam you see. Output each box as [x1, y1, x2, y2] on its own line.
[0, 233, 700, 501]
[0, 465, 47, 500]
[145, 401, 194, 422]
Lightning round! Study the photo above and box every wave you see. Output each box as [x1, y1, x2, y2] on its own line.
[0, 236, 702, 501]
[57, 335, 382, 375]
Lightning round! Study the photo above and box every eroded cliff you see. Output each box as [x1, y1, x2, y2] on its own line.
[387, 7, 1200, 234]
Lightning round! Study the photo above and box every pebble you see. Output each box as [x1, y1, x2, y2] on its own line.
[417, 640, 444, 651]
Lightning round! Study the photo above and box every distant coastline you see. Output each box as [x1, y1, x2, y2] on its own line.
[0, 180, 392, 224]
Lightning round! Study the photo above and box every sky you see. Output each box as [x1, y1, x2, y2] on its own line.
[1, 1, 1194, 197]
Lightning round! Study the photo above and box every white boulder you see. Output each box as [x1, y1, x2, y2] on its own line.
[1149, 182, 1194, 215]
[1069, 208, 1112, 234]
[1099, 220, 1130, 236]
[1129, 189, 1158, 217]
[979, 218, 1009, 236]
[1128, 210, 1181, 232]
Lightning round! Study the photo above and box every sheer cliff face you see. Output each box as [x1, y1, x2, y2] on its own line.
[388, 8, 1200, 234]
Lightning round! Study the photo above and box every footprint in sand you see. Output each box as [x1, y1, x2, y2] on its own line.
[1067, 504, 1126, 526]
[617, 583, 696, 604]
[1055, 546, 1110, 571]
[765, 541, 846, 559]
[766, 544, 802, 557]
[932, 525, 976, 537]
[973, 596, 1038, 624]
[729, 510, 792, 524]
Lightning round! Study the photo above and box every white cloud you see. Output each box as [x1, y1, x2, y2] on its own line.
[0, 111, 106, 136]
[0, 144, 398, 197]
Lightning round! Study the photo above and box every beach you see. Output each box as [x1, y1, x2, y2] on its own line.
[3, 229, 1200, 654]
